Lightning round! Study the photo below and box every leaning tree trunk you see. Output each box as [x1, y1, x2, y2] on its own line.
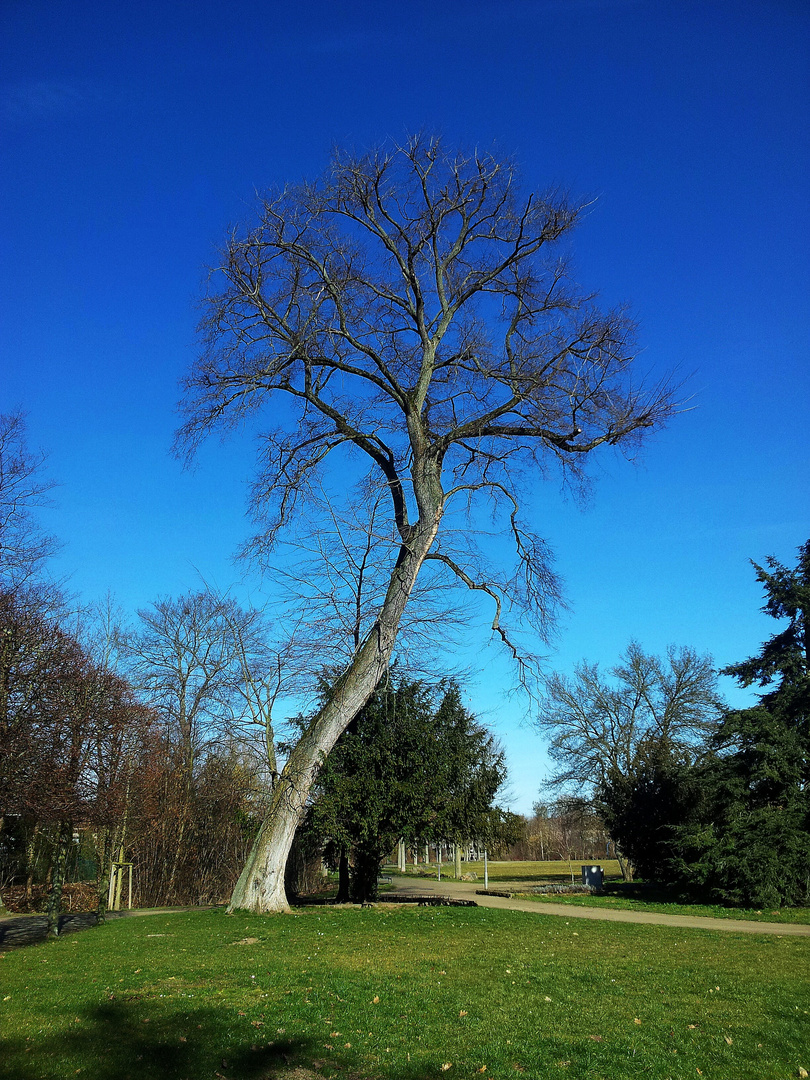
[228, 509, 441, 914]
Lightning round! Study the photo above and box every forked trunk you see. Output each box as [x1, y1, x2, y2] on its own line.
[228, 511, 440, 914]
[617, 852, 634, 882]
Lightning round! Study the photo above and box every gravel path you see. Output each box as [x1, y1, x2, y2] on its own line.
[385, 874, 810, 936]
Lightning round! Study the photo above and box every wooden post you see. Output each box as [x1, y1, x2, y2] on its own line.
[107, 864, 116, 911]
[113, 845, 125, 911]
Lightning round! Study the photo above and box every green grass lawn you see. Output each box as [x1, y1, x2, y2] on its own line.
[392, 861, 810, 925]
[1, 906, 808, 1080]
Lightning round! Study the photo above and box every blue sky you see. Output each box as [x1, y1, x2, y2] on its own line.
[2, 0, 808, 814]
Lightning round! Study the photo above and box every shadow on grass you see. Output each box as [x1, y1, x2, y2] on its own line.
[601, 881, 697, 903]
[0, 912, 99, 949]
[0, 999, 317, 1080]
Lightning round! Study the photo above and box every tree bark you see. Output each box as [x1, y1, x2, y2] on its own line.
[228, 508, 441, 913]
[335, 850, 350, 903]
[24, 821, 40, 903]
[46, 821, 72, 937]
[351, 848, 381, 904]
[95, 826, 111, 922]
[0, 816, 6, 913]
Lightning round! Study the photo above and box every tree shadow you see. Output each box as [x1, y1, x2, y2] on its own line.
[0, 911, 98, 948]
[0, 997, 616, 1080]
[0, 998, 317, 1080]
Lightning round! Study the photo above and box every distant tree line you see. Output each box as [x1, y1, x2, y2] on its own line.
[0, 585, 272, 921]
[536, 540, 810, 909]
[0, 412, 271, 921]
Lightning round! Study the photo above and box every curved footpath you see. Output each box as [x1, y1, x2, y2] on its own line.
[384, 874, 810, 937]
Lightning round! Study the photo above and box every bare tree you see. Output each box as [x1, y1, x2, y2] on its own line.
[128, 590, 288, 773]
[271, 485, 470, 679]
[0, 588, 152, 927]
[213, 593, 294, 789]
[126, 592, 236, 897]
[0, 411, 59, 591]
[177, 135, 677, 912]
[535, 642, 722, 792]
[129, 593, 240, 776]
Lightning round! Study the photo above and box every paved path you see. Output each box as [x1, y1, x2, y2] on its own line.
[385, 875, 810, 937]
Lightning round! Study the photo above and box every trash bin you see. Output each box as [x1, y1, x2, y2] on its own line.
[581, 865, 603, 888]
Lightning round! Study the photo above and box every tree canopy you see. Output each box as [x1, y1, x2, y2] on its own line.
[178, 135, 678, 912]
[535, 642, 720, 793]
[0, 411, 59, 592]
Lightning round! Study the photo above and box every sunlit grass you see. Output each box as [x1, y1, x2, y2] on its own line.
[391, 860, 810, 924]
[1, 906, 808, 1080]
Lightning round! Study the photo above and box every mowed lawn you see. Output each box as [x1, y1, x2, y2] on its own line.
[1, 906, 808, 1080]
[394, 861, 810, 925]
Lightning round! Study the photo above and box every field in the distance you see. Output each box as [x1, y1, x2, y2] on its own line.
[393, 860, 625, 882]
[1, 905, 808, 1080]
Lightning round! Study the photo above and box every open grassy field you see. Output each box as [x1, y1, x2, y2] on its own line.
[458, 861, 626, 882]
[392, 861, 810, 926]
[391, 861, 624, 883]
[1, 905, 808, 1080]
